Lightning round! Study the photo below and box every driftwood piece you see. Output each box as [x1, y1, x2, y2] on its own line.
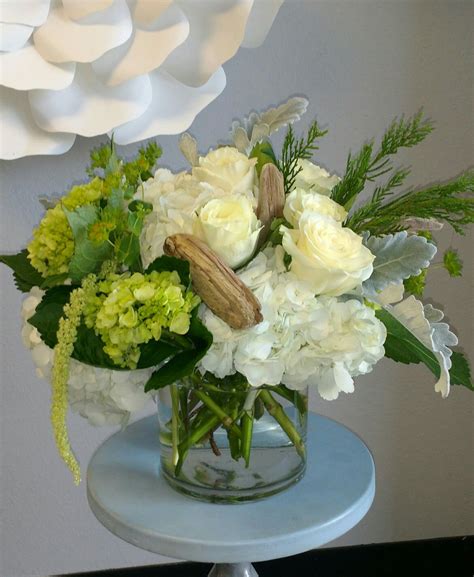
[256, 163, 285, 247]
[163, 234, 263, 329]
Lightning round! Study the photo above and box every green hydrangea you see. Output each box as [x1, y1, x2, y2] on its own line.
[84, 271, 200, 369]
[27, 178, 106, 277]
[62, 177, 105, 210]
[27, 204, 74, 277]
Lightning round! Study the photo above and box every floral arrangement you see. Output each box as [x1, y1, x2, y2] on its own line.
[2, 97, 473, 485]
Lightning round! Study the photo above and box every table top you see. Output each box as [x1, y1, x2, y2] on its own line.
[87, 413, 375, 563]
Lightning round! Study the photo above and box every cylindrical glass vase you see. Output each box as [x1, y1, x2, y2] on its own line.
[157, 376, 308, 503]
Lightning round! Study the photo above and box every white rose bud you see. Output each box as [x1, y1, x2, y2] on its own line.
[281, 213, 375, 296]
[293, 159, 340, 195]
[283, 188, 347, 227]
[193, 146, 257, 195]
[195, 196, 262, 269]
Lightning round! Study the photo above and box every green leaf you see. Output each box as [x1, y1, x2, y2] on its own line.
[63, 205, 112, 281]
[144, 312, 213, 392]
[250, 140, 277, 176]
[69, 233, 112, 282]
[145, 255, 191, 287]
[40, 273, 70, 289]
[108, 187, 125, 210]
[128, 199, 153, 214]
[0, 250, 44, 292]
[64, 205, 98, 237]
[73, 322, 123, 369]
[377, 308, 472, 390]
[450, 351, 473, 389]
[136, 339, 181, 369]
[116, 232, 141, 269]
[28, 285, 72, 346]
[127, 211, 144, 237]
[443, 248, 463, 277]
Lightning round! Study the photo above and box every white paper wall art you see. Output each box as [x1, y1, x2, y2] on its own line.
[0, 0, 284, 159]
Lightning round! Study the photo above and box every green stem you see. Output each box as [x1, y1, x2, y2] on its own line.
[241, 411, 254, 468]
[259, 390, 306, 459]
[227, 404, 241, 461]
[193, 390, 242, 438]
[175, 413, 221, 475]
[241, 389, 260, 468]
[270, 385, 307, 417]
[170, 384, 180, 467]
[178, 386, 189, 433]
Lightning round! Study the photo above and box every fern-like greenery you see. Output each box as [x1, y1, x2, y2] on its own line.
[331, 111, 434, 208]
[278, 121, 327, 193]
[347, 171, 474, 235]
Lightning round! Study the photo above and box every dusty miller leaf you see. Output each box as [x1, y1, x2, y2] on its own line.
[231, 96, 309, 152]
[179, 133, 199, 166]
[260, 96, 309, 134]
[363, 231, 437, 293]
[382, 296, 458, 397]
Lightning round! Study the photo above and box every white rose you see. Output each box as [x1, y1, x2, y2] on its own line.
[139, 169, 227, 268]
[195, 196, 262, 268]
[193, 147, 257, 195]
[281, 214, 375, 296]
[293, 159, 340, 195]
[283, 188, 347, 227]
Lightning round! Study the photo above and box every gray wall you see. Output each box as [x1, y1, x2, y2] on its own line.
[1, 2, 473, 576]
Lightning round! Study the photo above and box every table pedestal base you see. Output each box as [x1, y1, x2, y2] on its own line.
[208, 562, 258, 577]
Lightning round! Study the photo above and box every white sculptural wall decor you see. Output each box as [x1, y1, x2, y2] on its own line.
[0, 0, 284, 159]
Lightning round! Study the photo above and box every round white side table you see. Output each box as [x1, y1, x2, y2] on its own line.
[87, 413, 375, 577]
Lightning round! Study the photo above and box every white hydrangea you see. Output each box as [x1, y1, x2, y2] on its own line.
[199, 246, 386, 401]
[21, 288, 153, 427]
[140, 167, 257, 267]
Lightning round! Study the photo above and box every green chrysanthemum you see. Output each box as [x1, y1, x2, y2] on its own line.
[27, 178, 106, 278]
[84, 270, 200, 369]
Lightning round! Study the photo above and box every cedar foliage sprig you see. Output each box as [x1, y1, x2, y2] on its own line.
[331, 111, 434, 207]
[278, 121, 327, 193]
[346, 171, 474, 235]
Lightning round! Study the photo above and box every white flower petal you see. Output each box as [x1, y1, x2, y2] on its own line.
[29, 64, 152, 136]
[0, 0, 282, 157]
[0, 22, 34, 52]
[0, 43, 75, 90]
[0, 98, 72, 160]
[241, 0, 284, 48]
[0, 0, 50, 27]
[161, 0, 253, 87]
[92, 4, 189, 86]
[111, 67, 225, 144]
[33, 0, 133, 64]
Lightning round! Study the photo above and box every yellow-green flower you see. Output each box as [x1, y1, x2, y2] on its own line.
[27, 205, 74, 277]
[62, 177, 105, 210]
[27, 178, 106, 278]
[84, 270, 200, 369]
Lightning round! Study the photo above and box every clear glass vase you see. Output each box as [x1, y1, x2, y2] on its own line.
[157, 375, 308, 503]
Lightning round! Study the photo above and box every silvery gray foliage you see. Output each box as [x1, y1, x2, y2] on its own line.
[363, 231, 437, 294]
[231, 96, 309, 153]
[178, 133, 199, 166]
[386, 296, 457, 397]
[424, 303, 459, 362]
[402, 217, 444, 232]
